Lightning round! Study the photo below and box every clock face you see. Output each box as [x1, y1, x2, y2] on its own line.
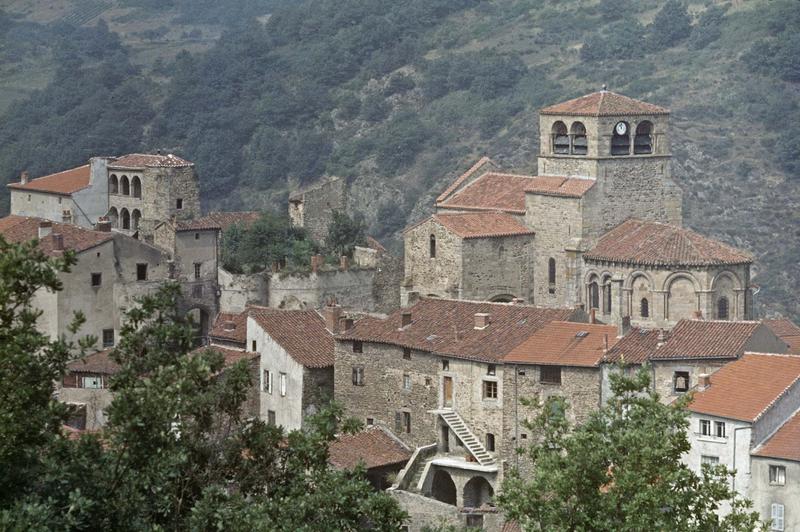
[615, 121, 628, 135]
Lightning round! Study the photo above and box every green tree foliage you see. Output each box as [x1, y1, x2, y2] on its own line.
[648, 0, 692, 50]
[687, 5, 726, 50]
[326, 210, 367, 257]
[221, 211, 317, 273]
[0, 247, 405, 529]
[580, 18, 646, 62]
[742, 3, 800, 83]
[498, 367, 765, 531]
[597, 0, 631, 22]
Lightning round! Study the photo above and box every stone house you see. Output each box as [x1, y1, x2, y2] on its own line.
[685, 353, 800, 524]
[248, 305, 336, 430]
[60, 350, 119, 430]
[750, 411, 800, 531]
[601, 319, 789, 404]
[328, 426, 412, 490]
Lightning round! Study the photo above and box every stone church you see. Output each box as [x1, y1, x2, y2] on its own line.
[402, 90, 753, 330]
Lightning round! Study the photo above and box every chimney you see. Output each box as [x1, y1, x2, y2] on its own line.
[401, 311, 412, 328]
[51, 233, 64, 251]
[38, 220, 52, 239]
[698, 373, 711, 390]
[474, 312, 490, 330]
[603, 333, 609, 352]
[323, 304, 343, 334]
[20, 171, 28, 185]
[95, 216, 111, 232]
[693, 310, 704, 320]
[342, 317, 354, 331]
[223, 321, 236, 332]
[618, 315, 631, 337]
[576, 302, 585, 312]
[339, 255, 349, 271]
[405, 291, 420, 307]
[511, 298, 525, 305]
[590, 308, 596, 324]
[62, 210, 73, 224]
[657, 328, 667, 347]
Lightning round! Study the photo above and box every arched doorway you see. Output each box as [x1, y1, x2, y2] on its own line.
[463, 476, 494, 508]
[121, 208, 130, 230]
[431, 470, 457, 506]
[186, 307, 209, 346]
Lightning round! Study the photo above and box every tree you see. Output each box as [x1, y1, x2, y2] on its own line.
[498, 366, 765, 531]
[648, 0, 691, 50]
[326, 210, 367, 258]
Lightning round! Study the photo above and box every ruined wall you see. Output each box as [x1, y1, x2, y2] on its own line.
[268, 267, 379, 311]
[461, 235, 534, 303]
[402, 218, 463, 305]
[218, 268, 268, 313]
[372, 252, 403, 314]
[288, 177, 345, 246]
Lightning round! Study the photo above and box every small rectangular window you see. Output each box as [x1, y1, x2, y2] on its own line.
[674, 371, 690, 393]
[91, 273, 102, 287]
[267, 410, 276, 426]
[425, 377, 432, 386]
[701, 455, 720, 466]
[403, 374, 411, 391]
[540, 365, 562, 385]
[262, 369, 272, 394]
[194, 262, 201, 280]
[366, 417, 374, 426]
[102, 329, 114, 347]
[352, 366, 364, 386]
[136, 263, 147, 281]
[771, 503, 784, 531]
[279, 373, 287, 397]
[769, 465, 786, 485]
[353, 340, 363, 353]
[82, 375, 103, 389]
[442, 360, 449, 371]
[483, 380, 498, 399]
[194, 232, 199, 240]
[518, 369, 526, 376]
[486, 432, 495, 452]
[403, 347, 411, 360]
[403, 411, 411, 433]
[176, 198, 183, 209]
[192, 284, 203, 298]
[251, 340, 257, 351]
[715, 421, 726, 438]
[487, 364, 496, 376]
[700, 419, 712, 436]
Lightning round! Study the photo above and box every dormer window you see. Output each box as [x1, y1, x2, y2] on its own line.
[634, 121, 653, 154]
[611, 121, 630, 156]
[570, 122, 587, 155]
[551, 121, 569, 154]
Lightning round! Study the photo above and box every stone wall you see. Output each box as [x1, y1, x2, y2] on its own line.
[268, 267, 380, 312]
[11, 190, 75, 224]
[58, 382, 113, 430]
[288, 177, 345, 246]
[402, 217, 463, 304]
[750, 457, 800, 531]
[651, 360, 728, 404]
[461, 235, 534, 302]
[218, 268, 268, 313]
[390, 488, 505, 532]
[301, 366, 334, 419]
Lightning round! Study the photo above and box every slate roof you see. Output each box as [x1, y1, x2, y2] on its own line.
[649, 320, 763, 360]
[602, 328, 662, 364]
[328, 426, 412, 470]
[7, 164, 91, 195]
[539, 90, 669, 116]
[109, 153, 193, 168]
[688, 353, 800, 422]
[67, 350, 119, 375]
[339, 298, 579, 363]
[584, 219, 753, 267]
[505, 321, 618, 367]
[0, 215, 113, 257]
[752, 411, 800, 462]
[249, 308, 334, 368]
[209, 311, 248, 346]
[434, 212, 535, 239]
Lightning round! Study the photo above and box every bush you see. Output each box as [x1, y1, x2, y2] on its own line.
[360, 92, 390, 122]
[648, 0, 691, 50]
[687, 5, 726, 50]
[384, 72, 416, 96]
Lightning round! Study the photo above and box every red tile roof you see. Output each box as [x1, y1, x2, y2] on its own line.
[524, 175, 596, 198]
[689, 353, 800, 422]
[339, 298, 580, 363]
[763, 319, 800, 344]
[603, 328, 662, 364]
[67, 350, 119, 375]
[539, 90, 669, 117]
[649, 320, 764, 360]
[109, 153, 193, 168]
[584, 219, 753, 267]
[7, 164, 91, 195]
[210, 311, 248, 345]
[435, 156, 498, 204]
[192, 346, 258, 368]
[505, 321, 618, 367]
[434, 212, 535, 239]
[0, 215, 113, 256]
[249, 308, 334, 368]
[328, 426, 411, 470]
[752, 411, 800, 462]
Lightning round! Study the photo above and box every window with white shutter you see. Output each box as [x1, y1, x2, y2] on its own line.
[771, 503, 784, 531]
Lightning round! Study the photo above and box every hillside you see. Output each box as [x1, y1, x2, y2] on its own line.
[0, 0, 798, 320]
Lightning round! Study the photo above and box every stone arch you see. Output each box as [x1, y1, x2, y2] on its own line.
[611, 121, 630, 156]
[629, 272, 654, 319]
[107, 207, 119, 228]
[109, 174, 119, 194]
[711, 270, 742, 291]
[131, 209, 141, 231]
[634, 121, 653, 154]
[587, 273, 600, 310]
[131, 176, 142, 198]
[552, 121, 569, 154]
[431, 470, 457, 506]
[120, 175, 130, 196]
[601, 274, 612, 315]
[623, 270, 656, 291]
[664, 273, 701, 321]
[490, 294, 515, 303]
[121, 208, 130, 230]
[570, 121, 587, 155]
[463, 476, 494, 508]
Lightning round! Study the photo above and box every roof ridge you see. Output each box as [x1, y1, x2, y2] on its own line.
[752, 407, 800, 454]
[754, 371, 800, 422]
[436, 156, 495, 204]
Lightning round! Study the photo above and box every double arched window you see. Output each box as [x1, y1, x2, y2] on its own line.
[552, 121, 588, 155]
[552, 121, 570, 154]
[634, 121, 653, 154]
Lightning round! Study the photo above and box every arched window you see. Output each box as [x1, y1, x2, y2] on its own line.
[121, 175, 130, 196]
[131, 176, 142, 198]
[548, 258, 556, 294]
[589, 281, 599, 310]
[121, 208, 130, 230]
[107, 207, 119, 228]
[640, 298, 649, 318]
[429, 234, 436, 258]
[634, 121, 653, 154]
[132, 209, 141, 231]
[611, 122, 630, 156]
[570, 121, 587, 155]
[552, 121, 569, 154]
[603, 281, 612, 315]
[717, 296, 729, 320]
[109, 174, 119, 194]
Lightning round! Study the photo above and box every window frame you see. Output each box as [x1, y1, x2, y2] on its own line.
[102, 328, 114, 347]
[91, 272, 102, 287]
[353, 340, 363, 353]
[771, 503, 784, 531]
[352, 366, 364, 386]
[176, 198, 183, 210]
[136, 263, 148, 281]
[279, 372, 287, 397]
[540, 365, 562, 385]
[403, 347, 411, 360]
[402, 373, 412, 391]
[194, 262, 201, 280]
[674, 371, 690, 393]
[262, 369, 272, 394]
[700, 419, 712, 437]
[701, 455, 720, 466]
[715, 421, 726, 438]
[769, 464, 786, 485]
[82, 375, 103, 389]
[483, 380, 498, 400]
[429, 234, 436, 258]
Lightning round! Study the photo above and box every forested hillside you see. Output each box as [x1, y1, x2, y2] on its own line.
[0, 0, 798, 320]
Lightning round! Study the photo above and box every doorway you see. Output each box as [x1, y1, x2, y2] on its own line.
[443, 376, 453, 408]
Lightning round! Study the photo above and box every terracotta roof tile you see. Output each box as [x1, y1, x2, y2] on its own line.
[328, 426, 411, 470]
[539, 90, 669, 117]
[434, 212, 534, 239]
[584, 219, 753, 267]
[192, 346, 258, 368]
[366, 235, 387, 253]
[524, 175, 596, 198]
[109, 153, 193, 168]
[435, 156, 498, 203]
[752, 411, 800, 462]
[67, 350, 119, 375]
[0, 215, 113, 256]
[209, 311, 248, 345]
[249, 309, 334, 368]
[650, 320, 764, 360]
[7, 164, 90, 195]
[763, 318, 800, 339]
[340, 298, 580, 363]
[505, 321, 618, 367]
[689, 353, 800, 422]
[436, 172, 532, 213]
[603, 328, 662, 364]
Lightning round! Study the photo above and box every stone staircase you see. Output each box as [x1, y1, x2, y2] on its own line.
[439, 410, 495, 466]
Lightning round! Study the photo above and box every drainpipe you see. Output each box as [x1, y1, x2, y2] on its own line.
[515, 364, 520, 468]
[731, 426, 750, 496]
